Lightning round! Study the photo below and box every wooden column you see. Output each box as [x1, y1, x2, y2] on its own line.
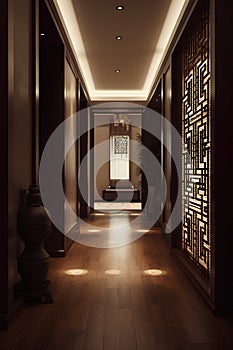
[39, 0, 65, 256]
[79, 84, 89, 217]
[212, 0, 233, 314]
[31, 0, 40, 184]
[90, 111, 95, 211]
[170, 47, 182, 249]
[0, 0, 10, 329]
[144, 83, 162, 223]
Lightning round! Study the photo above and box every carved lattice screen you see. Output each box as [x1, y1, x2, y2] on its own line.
[182, 0, 211, 277]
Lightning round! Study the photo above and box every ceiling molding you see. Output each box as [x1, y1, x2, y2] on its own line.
[50, 0, 191, 103]
[45, 0, 91, 104]
[147, 0, 199, 103]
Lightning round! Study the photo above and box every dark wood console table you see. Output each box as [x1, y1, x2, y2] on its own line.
[102, 188, 140, 202]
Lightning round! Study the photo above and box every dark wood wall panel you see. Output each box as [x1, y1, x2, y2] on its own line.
[79, 84, 89, 217]
[0, 0, 9, 327]
[214, 0, 233, 311]
[64, 59, 78, 251]
[39, 0, 65, 256]
[143, 83, 162, 214]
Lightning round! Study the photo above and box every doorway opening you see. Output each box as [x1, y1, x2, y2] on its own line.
[92, 109, 142, 212]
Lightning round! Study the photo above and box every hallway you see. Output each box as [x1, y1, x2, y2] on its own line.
[1, 213, 233, 350]
[1, 0, 233, 345]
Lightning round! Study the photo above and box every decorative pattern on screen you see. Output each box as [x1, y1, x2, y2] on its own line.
[114, 136, 128, 155]
[110, 135, 129, 180]
[182, 0, 211, 277]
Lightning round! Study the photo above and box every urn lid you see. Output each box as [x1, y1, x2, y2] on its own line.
[26, 185, 43, 206]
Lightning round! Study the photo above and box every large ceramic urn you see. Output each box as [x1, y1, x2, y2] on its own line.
[17, 184, 53, 303]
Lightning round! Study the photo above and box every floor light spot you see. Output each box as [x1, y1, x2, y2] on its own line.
[144, 269, 163, 276]
[116, 5, 124, 10]
[65, 269, 88, 276]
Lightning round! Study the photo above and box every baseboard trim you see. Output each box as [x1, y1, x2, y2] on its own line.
[0, 297, 24, 330]
[0, 314, 8, 330]
[171, 249, 214, 311]
[172, 249, 233, 316]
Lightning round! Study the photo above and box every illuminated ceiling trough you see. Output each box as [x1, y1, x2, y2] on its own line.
[53, 0, 190, 102]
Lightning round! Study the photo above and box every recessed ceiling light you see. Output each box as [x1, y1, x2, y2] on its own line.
[40, 33, 45, 36]
[115, 69, 120, 73]
[116, 35, 123, 40]
[116, 5, 124, 10]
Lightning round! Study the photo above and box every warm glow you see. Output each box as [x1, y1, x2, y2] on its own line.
[54, 0, 95, 93]
[88, 229, 100, 232]
[137, 229, 149, 233]
[143, 0, 188, 96]
[53, 0, 189, 101]
[105, 269, 121, 275]
[65, 269, 88, 276]
[144, 269, 163, 276]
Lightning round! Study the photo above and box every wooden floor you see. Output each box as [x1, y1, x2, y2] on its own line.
[1, 212, 233, 349]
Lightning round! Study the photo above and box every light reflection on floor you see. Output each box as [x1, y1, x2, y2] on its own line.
[94, 201, 142, 211]
[75, 201, 160, 248]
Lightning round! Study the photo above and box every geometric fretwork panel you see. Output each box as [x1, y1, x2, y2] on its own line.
[114, 136, 129, 155]
[182, 0, 211, 277]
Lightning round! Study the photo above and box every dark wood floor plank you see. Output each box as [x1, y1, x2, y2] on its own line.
[133, 306, 156, 350]
[103, 288, 119, 350]
[118, 309, 138, 350]
[83, 303, 105, 350]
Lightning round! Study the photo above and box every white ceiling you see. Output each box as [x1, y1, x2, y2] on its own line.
[54, 0, 189, 102]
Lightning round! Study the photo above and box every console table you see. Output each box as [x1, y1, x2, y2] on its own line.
[102, 188, 140, 202]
